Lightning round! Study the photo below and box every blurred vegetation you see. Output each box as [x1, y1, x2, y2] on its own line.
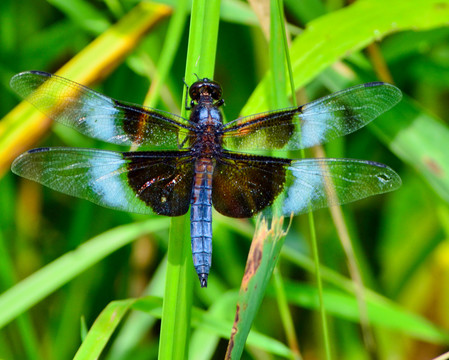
[1, 0, 449, 359]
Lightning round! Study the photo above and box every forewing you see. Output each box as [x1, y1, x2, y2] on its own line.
[222, 82, 402, 151]
[276, 158, 401, 216]
[212, 151, 291, 218]
[10, 71, 194, 149]
[11, 148, 194, 216]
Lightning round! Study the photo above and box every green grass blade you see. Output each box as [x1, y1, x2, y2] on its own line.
[280, 282, 449, 344]
[73, 297, 160, 359]
[0, 219, 169, 329]
[159, 216, 193, 359]
[106, 258, 167, 360]
[158, 0, 221, 359]
[269, 1, 310, 358]
[280, 246, 449, 344]
[135, 295, 294, 357]
[144, 1, 189, 108]
[137, 284, 449, 353]
[183, 0, 221, 83]
[269, 0, 288, 110]
[73, 299, 138, 360]
[0, 2, 171, 176]
[272, 270, 301, 356]
[47, 0, 111, 34]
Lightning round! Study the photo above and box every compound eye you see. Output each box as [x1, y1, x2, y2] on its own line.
[209, 83, 222, 100]
[189, 82, 202, 101]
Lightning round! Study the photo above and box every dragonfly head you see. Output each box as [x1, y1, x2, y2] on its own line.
[189, 78, 222, 103]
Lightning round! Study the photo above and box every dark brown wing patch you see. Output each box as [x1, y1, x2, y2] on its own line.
[124, 151, 195, 216]
[212, 151, 291, 218]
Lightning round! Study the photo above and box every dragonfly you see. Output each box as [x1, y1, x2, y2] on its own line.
[11, 71, 402, 287]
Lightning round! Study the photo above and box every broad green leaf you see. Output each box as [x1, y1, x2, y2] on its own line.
[225, 217, 288, 359]
[242, 0, 449, 115]
[372, 97, 449, 202]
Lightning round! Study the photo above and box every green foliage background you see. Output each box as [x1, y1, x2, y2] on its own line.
[1, 0, 449, 359]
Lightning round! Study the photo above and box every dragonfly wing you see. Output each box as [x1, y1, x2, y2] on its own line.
[10, 71, 194, 149]
[274, 158, 401, 216]
[212, 151, 290, 218]
[211, 153, 401, 217]
[223, 82, 402, 151]
[11, 147, 195, 215]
